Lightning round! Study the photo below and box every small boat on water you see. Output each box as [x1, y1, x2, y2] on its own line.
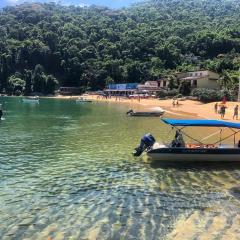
[126, 108, 165, 117]
[133, 119, 240, 162]
[22, 96, 39, 103]
[76, 97, 92, 103]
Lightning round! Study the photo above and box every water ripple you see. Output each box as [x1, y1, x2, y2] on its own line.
[0, 97, 240, 239]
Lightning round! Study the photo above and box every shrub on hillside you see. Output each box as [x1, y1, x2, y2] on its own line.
[166, 89, 179, 96]
[179, 80, 191, 96]
[156, 90, 167, 98]
[157, 89, 179, 98]
[191, 88, 233, 102]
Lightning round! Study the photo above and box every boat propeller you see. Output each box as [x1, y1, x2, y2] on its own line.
[133, 133, 155, 156]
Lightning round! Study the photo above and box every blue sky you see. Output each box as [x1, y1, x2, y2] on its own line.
[0, 0, 144, 8]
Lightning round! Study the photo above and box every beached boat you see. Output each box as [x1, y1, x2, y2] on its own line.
[133, 119, 240, 161]
[22, 96, 39, 103]
[126, 108, 165, 117]
[76, 97, 92, 103]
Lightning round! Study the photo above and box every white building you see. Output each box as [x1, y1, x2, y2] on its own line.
[176, 70, 220, 89]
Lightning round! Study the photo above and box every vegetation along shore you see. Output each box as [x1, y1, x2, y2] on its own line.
[0, 0, 239, 96]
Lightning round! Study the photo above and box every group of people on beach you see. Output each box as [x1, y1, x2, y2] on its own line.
[214, 102, 239, 120]
[172, 99, 179, 107]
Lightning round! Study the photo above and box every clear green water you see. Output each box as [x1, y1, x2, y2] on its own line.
[1, 97, 240, 239]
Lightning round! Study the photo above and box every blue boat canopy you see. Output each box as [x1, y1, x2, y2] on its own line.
[162, 119, 240, 129]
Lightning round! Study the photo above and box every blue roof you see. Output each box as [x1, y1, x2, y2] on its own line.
[162, 119, 240, 129]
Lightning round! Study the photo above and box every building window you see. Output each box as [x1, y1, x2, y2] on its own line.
[163, 81, 166, 87]
[200, 72, 202, 76]
[193, 80, 197, 87]
[195, 73, 198, 76]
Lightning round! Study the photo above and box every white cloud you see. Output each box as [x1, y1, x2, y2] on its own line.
[7, 0, 19, 3]
[77, 3, 89, 7]
[59, 1, 90, 7]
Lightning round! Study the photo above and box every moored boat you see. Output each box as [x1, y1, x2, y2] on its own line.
[22, 96, 39, 103]
[76, 97, 92, 103]
[133, 119, 240, 162]
[126, 108, 164, 117]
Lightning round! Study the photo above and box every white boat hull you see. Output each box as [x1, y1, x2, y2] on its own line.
[147, 144, 240, 162]
[76, 100, 92, 103]
[22, 99, 39, 103]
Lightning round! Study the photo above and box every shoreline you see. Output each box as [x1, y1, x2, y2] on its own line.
[2, 94, 240, 121]
[82, 95, 240, 122]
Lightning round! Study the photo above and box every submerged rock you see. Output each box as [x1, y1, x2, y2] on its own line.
[19, 218, 34, 226]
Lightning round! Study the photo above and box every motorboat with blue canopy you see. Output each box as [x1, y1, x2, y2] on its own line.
[133, 118, 240, 161]
[162, 119, 240, 129]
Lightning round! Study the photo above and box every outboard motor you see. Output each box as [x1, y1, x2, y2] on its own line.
[126, 109, 134, 115]
[133, 133, 155, 156]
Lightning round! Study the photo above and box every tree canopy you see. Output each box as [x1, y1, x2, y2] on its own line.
[0, 0, 240, 95]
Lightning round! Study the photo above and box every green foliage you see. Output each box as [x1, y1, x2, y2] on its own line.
[0, 0, 240, 94]
[7, 75, 25, 95]
[179, 80, 191, 96]
[156, 89, 179, 98]
[156, 90, 167, 98]
[32, 64, 58, 94]
[167, 75, 178, 90]
[191, 88, 233, 102]
[45, 75, 59, 95]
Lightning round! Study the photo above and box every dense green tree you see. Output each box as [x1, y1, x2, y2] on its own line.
[7, 75, 25, 95]
[0, 0, 240, 94]
[45, 75, 59, 94]
[179, 80, 191, 96]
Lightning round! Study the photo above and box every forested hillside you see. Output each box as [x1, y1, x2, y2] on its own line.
[0, 0, 240, 95]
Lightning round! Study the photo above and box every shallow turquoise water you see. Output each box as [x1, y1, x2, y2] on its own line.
[0, 97, 240, 239]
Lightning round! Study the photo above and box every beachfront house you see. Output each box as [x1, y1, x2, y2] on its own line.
[105, 83, 138, 96]
[137, 79, 173, 92]
[137, 81, 162, 94]
[176, 70, 220, 89]
[158, 79, 169, 89]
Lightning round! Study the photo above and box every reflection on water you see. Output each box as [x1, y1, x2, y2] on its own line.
[0, 97, 240, 239]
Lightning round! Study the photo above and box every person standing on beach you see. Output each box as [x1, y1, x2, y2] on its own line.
[233, 105, 239, 119]
[214, 102, 218, 114]
[172, 99, 175, 107]
[220, 105, 226, 119]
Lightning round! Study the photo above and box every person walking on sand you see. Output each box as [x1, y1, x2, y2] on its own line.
[172, 99, 175, 107]
[214, 102, 218, 114]
[220, 105, 226, 119]
[233, 105, 239, 119]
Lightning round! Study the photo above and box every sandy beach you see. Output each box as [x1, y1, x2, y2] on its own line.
[65, 95, 239, 122]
